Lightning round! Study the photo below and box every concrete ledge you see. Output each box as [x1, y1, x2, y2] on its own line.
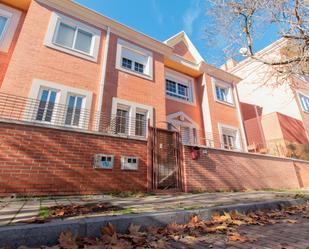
[0, 198, 307, 248]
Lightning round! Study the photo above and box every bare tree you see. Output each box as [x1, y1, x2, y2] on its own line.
[205, 0, 309, 80]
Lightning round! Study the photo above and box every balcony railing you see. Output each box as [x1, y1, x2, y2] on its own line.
[0, 92, 148, 139]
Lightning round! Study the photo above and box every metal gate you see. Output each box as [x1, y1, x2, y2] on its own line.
[149, 127, 182, 191]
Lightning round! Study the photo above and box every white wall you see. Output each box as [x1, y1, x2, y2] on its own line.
[233, 60, 302, 120]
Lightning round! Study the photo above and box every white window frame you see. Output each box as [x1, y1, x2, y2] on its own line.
[64, 93, 86, 129]
[44, 12, 101, 62]
[298, 92, 309, 113]
[218, 123, 242, 151]
[27, 79, 93, 129]
[165, 69, 195, 105]
[111, 98, 153, 138]
[116, 39, 153, 80]
[34, 87, 61, 125]
[212, 77, 235, 106]
[0, 4, 21, 52]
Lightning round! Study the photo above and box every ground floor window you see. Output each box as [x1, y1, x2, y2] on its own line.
[116, 109, 129, 134]
[36, 88, 58, 122]
[135, 112, 146, 136]
[65, 94, 84, 127]
[219, 124, 241, 150]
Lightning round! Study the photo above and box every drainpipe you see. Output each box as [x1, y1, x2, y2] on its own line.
[96, 26, 111, 131]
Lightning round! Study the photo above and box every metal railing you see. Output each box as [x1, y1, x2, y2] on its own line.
[0, 92, 148, 139]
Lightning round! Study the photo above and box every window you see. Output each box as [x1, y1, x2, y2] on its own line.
[44, 12, 101, 61]
[36, 89, 58, 122]
[135, 112, 146, 136]
[299, 94, 309, 111]
[134, 62, 144, 74]
[115, 109, 128, 134]
[213, 78, 234, 105]
[166, 79, 189, 101]
[122, 57, 132, 70]
[219, 125, 240, 150]
[0, 4, 21, 52]
[116, 39, 153, 79]
[215, 86, 228, 102]
[111, 98, 153, 137]
[222, 134, 236, 150]
[0, 16, 8, 39]
[65, 94, 84, 127]
[54, 22, 93, 54]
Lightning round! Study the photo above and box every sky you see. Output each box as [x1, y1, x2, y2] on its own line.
[75, 0, 280, 67]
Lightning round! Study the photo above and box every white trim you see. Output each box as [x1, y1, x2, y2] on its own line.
[218, 123, 242, 151]
[28, 79, 93, 129]
[96, 26, 110, 131]
[116, 38, 153, 80]
[44, 12, 101, 62]
[201, 74, 213, 139]
[167, 111, 198, 128]
[0, 4, 21, 52]
[111, 98, 153, 137]
[212, 77, 235, 106]
[165, 68, 196, 105]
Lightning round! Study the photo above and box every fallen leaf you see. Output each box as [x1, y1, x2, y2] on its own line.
[58, 230, 78, 249]
[189, 215, 199, 224]
[128, 223, 141, 235]
[228, 232, 250, 242]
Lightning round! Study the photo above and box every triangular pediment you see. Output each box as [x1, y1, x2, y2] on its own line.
[164, 31, 204, 64]
[167, 111, 198, 128]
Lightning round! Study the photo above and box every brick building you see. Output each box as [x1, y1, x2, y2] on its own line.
[0, 0, 246, 151]
[222, 39, 309, 157]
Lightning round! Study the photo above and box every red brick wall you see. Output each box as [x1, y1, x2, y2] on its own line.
[0, 7, 26, 87]
[183, 146, 309, 192]
[172, 41, 196, 63]
[0, 122, 148, 196]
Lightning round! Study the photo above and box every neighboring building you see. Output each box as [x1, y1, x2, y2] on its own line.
[222, 39, 309, 156]
[0, 0, 246, 151]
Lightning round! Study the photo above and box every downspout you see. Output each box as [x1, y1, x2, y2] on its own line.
[96, 26, 111, 131]
[234, 82, 248, 152]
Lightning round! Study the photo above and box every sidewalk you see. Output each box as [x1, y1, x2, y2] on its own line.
[0, 189, 308, 226]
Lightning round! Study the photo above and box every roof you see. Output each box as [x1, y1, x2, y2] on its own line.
[164, 31, 205, 64]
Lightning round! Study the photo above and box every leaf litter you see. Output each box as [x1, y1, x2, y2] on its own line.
[4, 202, 309, 248]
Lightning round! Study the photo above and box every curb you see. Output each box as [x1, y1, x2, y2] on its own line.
[0, 198, 307, 248]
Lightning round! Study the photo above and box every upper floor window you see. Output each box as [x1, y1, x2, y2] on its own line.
[0, 16, 8, 39]
[54, 22, 93, 54]
[215, 85, 228, 102]
[213, 78, 234, 105]
[44, 12, 101, 62]
[0, 4, 21, 52]
[166, 79, 189, 101]
[116, 39, 153, 80]
[299, 93, 309, 112]
[165, 69, 194, 104]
